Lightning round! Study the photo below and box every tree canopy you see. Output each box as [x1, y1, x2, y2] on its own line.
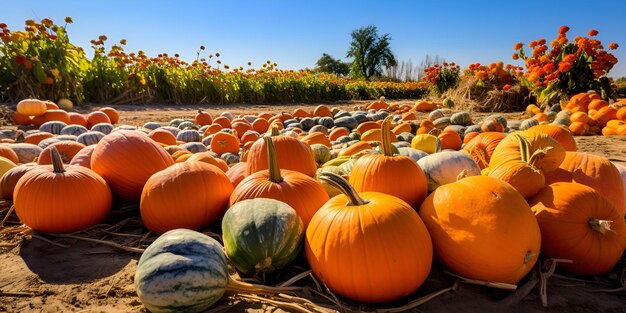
[315, 53, 350, 76]
[346, 25, 397, 81]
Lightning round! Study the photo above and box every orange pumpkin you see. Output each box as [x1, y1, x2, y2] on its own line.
[91, 131, 175, 203]
[148, 129, 178, 146]
[591, 106, 618, 127]
[203, 123, 223, 136]
[569, 121, 589, 136]
[231, 136, 328, 227]
[356, 121, 380, 134]
[11, 112, 32, 125]
[328, 127, 350, 141]
[489, 131, 565, 174]
[419, 175, 541, 284]
[24, 132, 54, 145]
[195, 110, 213, 126]
[460, 132, 506, 169]
[86, 111, 112, 129]
[569, 111, 589, 124]
[313, 105, 333, 117]
[392, 122, 412, 135]
[186, 152, 230, 172]
[99, 107, 120, 124]
[526, 124, 577, 151]
[32, 109, 71, 126]
[251, 118, 270, 133]
[240, 130, 260, 145]
[0, 145, 19, 164]
[337, 141, 372, 157]
[413, 100, 437, 112]
[14, 146, 112, 233]
[37, 141, 86, 165]
[349, 117, 428, 209]
[292, 108, 311, 118]
[245, 133, 316, 177]
[438, 129, 462, 151]
[140, 161, 233, 234]
[481, 118, 505, 132]
[68, 112, 88, 127]
[0, 163, 36, 200]
[587, 99, 609, 111]
[306, 172, 432, 303]
[616, 106, 626, 121]
[300, 131, 331, 147]
[16, 99, 47, 117]
[546, 152, 625, 215]
[231, 122, 252, 139]
[69, 145, 96, 169]
[225, 161, 247, 188]
[212, 116, 232, 129]
[529, 183, 626, 275]
[210, 132, 240, 155]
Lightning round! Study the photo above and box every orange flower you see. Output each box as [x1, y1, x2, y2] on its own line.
[563, 54, 576, 63]
[514, 42, 523, 50]
[608, 42, 619, 50]
[588, 29, 599, 36]
[542, 63, 555, 72]
[503, 84, 512, 91]
[558, 26, 570, 34]
[64, 17, 73, 23]
[512, 53, 519, 60]
[558, 61, 572, 73]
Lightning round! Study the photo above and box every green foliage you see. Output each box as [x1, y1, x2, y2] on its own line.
[346, 25, 397, 81]
[315, 53, 350, 77]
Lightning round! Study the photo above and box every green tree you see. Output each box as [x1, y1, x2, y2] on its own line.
[346, 25, 397, 81]
[315, 53, 350, 76]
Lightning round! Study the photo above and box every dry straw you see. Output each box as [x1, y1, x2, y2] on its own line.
[443, 77, 528, 112]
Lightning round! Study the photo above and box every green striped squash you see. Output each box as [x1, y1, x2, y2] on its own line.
[222, 198, 304, 281]
[135, 229, 229, 313]
[311, 144, 332, 164]
[450, 112, 472, 126]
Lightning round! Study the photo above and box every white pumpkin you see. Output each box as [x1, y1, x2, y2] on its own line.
[417, 151, 481, 192]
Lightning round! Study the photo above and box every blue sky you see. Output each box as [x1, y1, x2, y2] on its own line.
[3, 0, 626, 78]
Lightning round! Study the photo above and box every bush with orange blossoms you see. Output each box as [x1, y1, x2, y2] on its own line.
[513, 26, 619, 106]
[462, 62, 523, 89]
[422, 62, 461, 96]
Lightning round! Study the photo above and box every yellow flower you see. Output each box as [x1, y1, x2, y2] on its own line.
[50, 69, 60, 79]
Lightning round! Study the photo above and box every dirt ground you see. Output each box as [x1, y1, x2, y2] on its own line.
[1, 100, 625, 313]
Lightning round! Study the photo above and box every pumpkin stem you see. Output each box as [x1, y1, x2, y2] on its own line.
[456, 169, 470, 181]
[319, 172, 369, 206]
[514, 133, 532, 163]
[14, 130, 25, 143]
[381, 116, 394, 156]
[264, 136, 283, 183]
[588, 218, 613, 235]
[50, 146, 65, 174]
[528, 147, 551, 168]
[267, 125, 280, 137]
[435, 137, 441, 153]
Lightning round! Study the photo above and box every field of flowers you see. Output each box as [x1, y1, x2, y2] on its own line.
[0, 18, 428, 105]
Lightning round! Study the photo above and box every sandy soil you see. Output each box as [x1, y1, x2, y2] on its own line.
[1, 101, 625, 313]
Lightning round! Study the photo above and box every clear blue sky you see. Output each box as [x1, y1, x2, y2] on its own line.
[3, 0, 626, 78]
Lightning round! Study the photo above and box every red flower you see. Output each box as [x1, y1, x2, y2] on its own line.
[588, 29, 599, 36]
[558, 61, 573, 73]
[608, 42, 619, 50]
[503, 84, 512, 91]
[512, 53, 519, 60]
[14, 55, 26, 64]
[514, 42, 523, 50]
[0, 23, 6, 29]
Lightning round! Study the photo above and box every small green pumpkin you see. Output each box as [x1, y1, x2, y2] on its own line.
[222, 198, 304, 281]
[450, 112, 472, 126]
[311, 144, 332, 164]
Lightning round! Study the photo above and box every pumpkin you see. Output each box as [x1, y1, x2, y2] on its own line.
[39, 121, 67, 135]
[0, 163, 36, 200]
[14, 146, 112, 233]
[57, 98, 73, 110]
[526, 124, 577, 151]
[210, 132, 240, 155]
[349, 117, 428, 209]
[10, 143, 43, 163]
[0, 156, 17, 183]
[69, 145, 96, 169]
[140, 161, 233, 234]
[148, 129, 178, 146]
[411, 134, 439, 154]
[489, 131, 565, 174]
[99, 107, 120, 124]
[76, 131, 105, 146]
[32, 110, 71, 126]
[245, 132, 316, 177]
[310, 144, 332, 164]
[313, 105, 333, 117]
[226, 161, 247, 188]
[529, 183, 626, 275]
[60, 124, 88, 137]
[417, 151, 481, 192]
[460, 132, 506, 169]
[222, 198, 304, 281]
[231, 136, 328, 227]
[0, 145, 19, 164]
[68, 112, 87, 127]
[91, 131, 174, 203]
[450, 112, 472, 126]
[306, 172, 432, 303]
[176, 129, 201, 143]
[300, 131, 331, 147]
[487, 139, 546, 199]
[37, 141, 86, 165]
[87, 111, 112, 129]
[419, 175, 541, 284]
[546, 152, 625, 215]
[90, 123, 114, 135]
[186, 152, 229, 172]
[337, 141, 372, 157]
[481, 118, 505, 133]
[438, 129, 462, 151]
[17, 99, 47, 116]
[11, 112, 32, 125]
[195, 110, 213, 126]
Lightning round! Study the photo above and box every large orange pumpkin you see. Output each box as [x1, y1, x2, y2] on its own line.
[91, 131, 175, 203]
[526, 124, 577, 151]
[489, 131, 565, 174]
[231, 136, 328, 227]
[419, 175, 541, 284]
[140, 161, 233, 234]
[306, 172, 432, 303]
[546, 152, 625, 215]
[225, 161, 247, 188]
[529, 183, 626, 275]
[210, 132, 240, 155]
[14, 146, 112, 233]
[349, 117, 428, 209]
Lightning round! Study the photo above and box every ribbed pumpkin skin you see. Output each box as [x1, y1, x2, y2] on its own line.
[349, 154, 428, 209]
[37, 141, 86, 164]
[460, 132, 506, 169]
[487, 161, 545, 199]
[489, 131, 565, 174]
[70, 145, 96, 169]
[226, 162, 247, 188]
[546, 152, 625, 215]
[91, 131, 175, 203]
[529, 183, 626, 275]
[222, 198, 304, 278]
[419, 176, 541, 284]
[527, 124, 577, 151]
[14, 163, 112, 233]
[306, 192, 432, 303]
[135, 229, 229, 313]
[417, 151, 481, 192]
[140, 162, 233, 234]
[0, 163, 36, 200]
[230, 169, 329, 228]
[245, 136, 317, 177]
